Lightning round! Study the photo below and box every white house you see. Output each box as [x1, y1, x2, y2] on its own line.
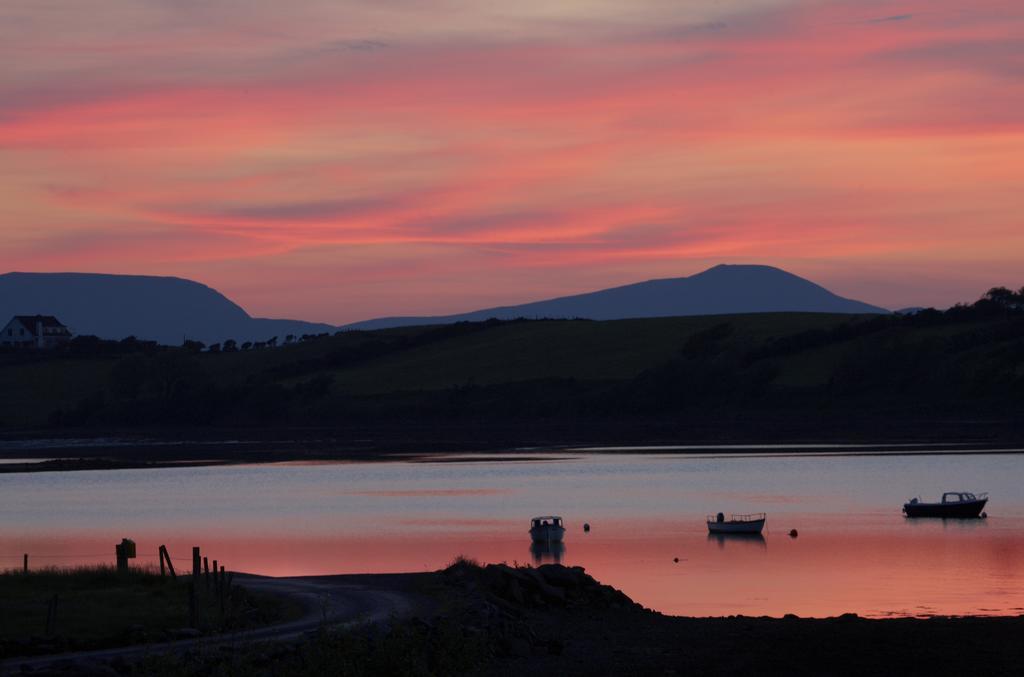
[1, 315, 72, 349]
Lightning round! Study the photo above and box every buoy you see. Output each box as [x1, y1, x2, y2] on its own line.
[981, 512, 988, 519]
[673, 557, 679, 563]
[789, 529, 798, 538]
[583, 523, 591, 532]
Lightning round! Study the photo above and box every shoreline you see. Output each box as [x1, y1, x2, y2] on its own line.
[1, 436, 1022, 474]
[5, 564, 1023, 675]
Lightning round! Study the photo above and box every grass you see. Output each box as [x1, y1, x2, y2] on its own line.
[0, 356, 115, 428]
[0, 313, 860, 427]
[326, 314, 858, 394]
[0, 565, 298, 658]
[2, 311, 1021, 428]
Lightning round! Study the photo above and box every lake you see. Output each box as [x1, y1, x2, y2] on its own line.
[2, 449, 1023, 618]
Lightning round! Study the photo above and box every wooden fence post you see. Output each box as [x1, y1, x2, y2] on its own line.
[203, 557, 210, 590]
[159, 548, 166, 578]
[23, 553, 28, 574]
[191, 547, 200, 628]
[218, 565, 226, 619]
[116, 538, 135, 574]
[212, 560, 219, 596]
[159, 545, 176, 579]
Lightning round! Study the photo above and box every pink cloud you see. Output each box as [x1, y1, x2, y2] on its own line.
[0, 0, 1021, 322]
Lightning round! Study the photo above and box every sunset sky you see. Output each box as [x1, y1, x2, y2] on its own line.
[2, 0, 1021, 323]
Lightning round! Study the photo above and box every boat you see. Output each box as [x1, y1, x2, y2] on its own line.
[707, 512, 766, 535]
[903, 492, 988, 518]
[529, 516, 566, 543]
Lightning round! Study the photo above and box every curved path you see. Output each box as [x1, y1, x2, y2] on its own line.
[1, 572, 430, 675]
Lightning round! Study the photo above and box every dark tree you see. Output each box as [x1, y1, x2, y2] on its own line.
[985, 287, 1017, 307]
[183, 339, 205, 353]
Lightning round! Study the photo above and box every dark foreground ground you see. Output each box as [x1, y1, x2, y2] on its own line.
[9, 561, 1023, 677]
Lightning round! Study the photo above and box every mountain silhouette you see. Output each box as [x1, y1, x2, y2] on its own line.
[0, 265, 888, 345]
[344, 264, 889, 330]
[0, 272, 334, 345]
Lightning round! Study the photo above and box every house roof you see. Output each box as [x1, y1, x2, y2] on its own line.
[10, 315, 68, 336]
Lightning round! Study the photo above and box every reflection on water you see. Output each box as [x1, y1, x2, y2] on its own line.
[903, 516, 990, 530]
[707, 532, 767, 550]
[1, 450, 1023, 618]
[530, 541, 565, 565]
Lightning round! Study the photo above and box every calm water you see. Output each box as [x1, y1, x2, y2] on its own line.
[2, 450, 1023, 618]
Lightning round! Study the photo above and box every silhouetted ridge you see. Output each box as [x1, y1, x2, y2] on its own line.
[344, 264, 889, 330]
[0, 272, 334, 345]
[0, 265, 888, 343]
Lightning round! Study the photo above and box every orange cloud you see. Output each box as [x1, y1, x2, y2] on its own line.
[1, 0, 1021, 321]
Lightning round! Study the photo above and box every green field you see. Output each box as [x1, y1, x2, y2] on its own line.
[1, 308, 1022, 430]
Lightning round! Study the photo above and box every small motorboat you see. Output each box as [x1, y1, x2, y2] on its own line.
[707, 512, 766, 535]
[529, 516, 566, 543]
[903, 492, 988, 518]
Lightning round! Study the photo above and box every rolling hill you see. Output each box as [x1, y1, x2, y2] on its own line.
[1, 265, 888, 345]
[0, 272, 334, 346]
[1, 299, 1021, 435]
[343, 264, 889, 329]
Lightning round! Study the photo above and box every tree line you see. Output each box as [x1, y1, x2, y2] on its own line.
[10, 284, 1024, 429]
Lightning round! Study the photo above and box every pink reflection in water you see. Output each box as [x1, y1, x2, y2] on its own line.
[348, 488, 512, 497]
[5, 517, 1023, 618]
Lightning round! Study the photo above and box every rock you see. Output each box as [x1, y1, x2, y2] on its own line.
[169, 628, 203, 640]
[537, 564, 584, 589]
[522, 568, 566, 603]
[506, 578, 525, 605]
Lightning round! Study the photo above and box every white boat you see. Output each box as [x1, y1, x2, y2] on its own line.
[707, 512, 766, 535]
[529, 515, 566, 543]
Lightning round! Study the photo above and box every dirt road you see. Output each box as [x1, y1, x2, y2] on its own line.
[1, 572, 429, 675]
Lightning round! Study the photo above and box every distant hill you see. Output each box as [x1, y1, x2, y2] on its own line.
[344, 264, 889, 330]
[0, 266, 889, 344]
[0, 272, 334, 346]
